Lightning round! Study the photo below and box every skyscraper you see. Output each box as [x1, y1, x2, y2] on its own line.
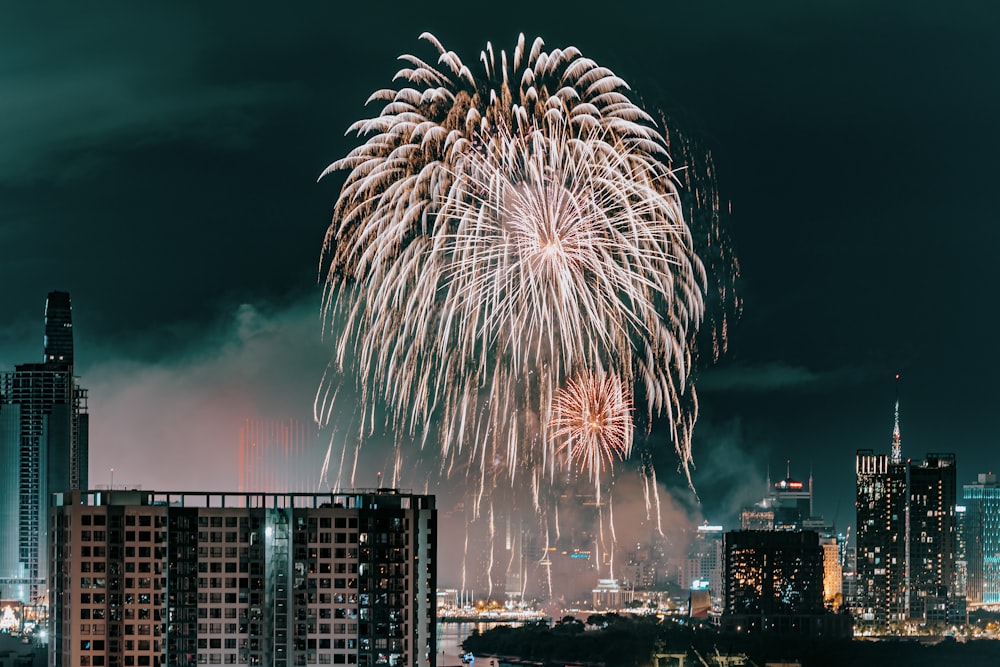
[908, 453, 957, 623]
[50, 489, 437, 667]
[44, 291, 75, 366]
[739, 461, 816, 532]
[963, 472, 1000, 604]
[0, 291, 89, 604]
[854, 398, 908, 628]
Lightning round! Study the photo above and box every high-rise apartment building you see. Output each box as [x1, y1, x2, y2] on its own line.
[722, 530, 849, 637]
[854, 400, 908, 629]
[963, 472, 1000, 604]
[50, 489, 437, 667]
[0, 291, 88, 604]
[908, 453, 957, 623]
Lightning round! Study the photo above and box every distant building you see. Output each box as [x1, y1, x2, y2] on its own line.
[770, 464, 813, 531]
[908, 453, 957, 623]
[50, 489, 437, 667]
[954, 504, 968, 601]
[820, 536, 843, 610]
[623, 537, 661, 591]
[721, 530, 848, 637]
[0, 291, 88, 604]
[739, 462, 828, 533]
[683, 524, 724, 610]
[963, 472, 1000, 604]
[591, 578, 634, 610]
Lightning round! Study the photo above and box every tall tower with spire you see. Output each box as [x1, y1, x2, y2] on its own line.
[854, 377, 909, 629]
[0, 291, 89, 604]
[891, 374, 902, 464]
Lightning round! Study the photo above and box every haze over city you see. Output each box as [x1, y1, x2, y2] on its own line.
[2, 1, 999, 595]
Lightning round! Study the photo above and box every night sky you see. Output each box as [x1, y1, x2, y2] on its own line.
[2, 2, 998, 537]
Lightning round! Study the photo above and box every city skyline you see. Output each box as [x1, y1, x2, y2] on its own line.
[1, 3, 999, 538]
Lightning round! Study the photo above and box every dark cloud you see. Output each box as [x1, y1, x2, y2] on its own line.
[697, 361, 874, 393]
[0, 5, 309, 184]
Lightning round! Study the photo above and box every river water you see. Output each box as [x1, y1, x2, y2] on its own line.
[436, 621, 522, 666]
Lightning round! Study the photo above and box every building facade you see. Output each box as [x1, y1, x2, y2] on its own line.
[908, 453, 957, 623]
[50, 489, 436, 667]
[855, 449, 908, 628]
[820, 536, 842, 611]
[963, 472, 1000, 604]
[722, 530, 848, 636]
[0, 291, 88, 604]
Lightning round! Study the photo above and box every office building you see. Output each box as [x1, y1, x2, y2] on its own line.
[770, 463, 813, 531]
[740, 462, 825, 533]
[50, 489, 437, 667]
[854, 399, 908, 628]
[0, 291, 88, 604]
[963, 472, 1000, 604]
[908, 453, 957, 623]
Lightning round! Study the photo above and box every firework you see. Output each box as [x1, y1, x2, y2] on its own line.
[552, 372, 633, 481]
[318, 33, 706, 495]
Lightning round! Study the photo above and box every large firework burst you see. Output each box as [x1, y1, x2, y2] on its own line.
[318, 33, 710, 518]
[316, 31, 732, 600]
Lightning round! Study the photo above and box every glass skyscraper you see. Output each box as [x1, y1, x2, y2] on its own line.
[0, 291, 89, 603]
[963, 472, 1000, 604]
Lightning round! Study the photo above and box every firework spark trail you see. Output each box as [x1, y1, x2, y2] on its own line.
[316, 32, 732, 598]
[487, 501, 496, 599]
[649, 467, 664, 536]
[461, 527, 469, 601]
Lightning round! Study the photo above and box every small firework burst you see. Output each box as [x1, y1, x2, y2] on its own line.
[552, 372, 634, 480]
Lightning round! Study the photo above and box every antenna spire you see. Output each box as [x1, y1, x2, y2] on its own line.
[891, 373, 902, 464]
